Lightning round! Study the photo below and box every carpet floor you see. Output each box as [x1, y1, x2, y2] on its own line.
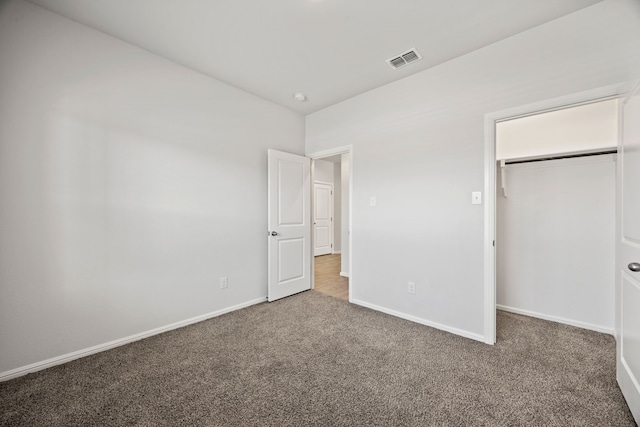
[0, 291, 635, 426]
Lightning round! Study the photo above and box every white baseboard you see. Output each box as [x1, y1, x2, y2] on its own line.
[351, 299, 485, 343]
[339, 272, 350, 278]
[0, 297, 267, 382]
[496, 304, 615, 336]
[332, 251, 341, 255]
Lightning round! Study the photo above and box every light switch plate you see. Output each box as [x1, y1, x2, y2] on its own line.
[370, 196, 377, 207]
[472, 192, 482, 205]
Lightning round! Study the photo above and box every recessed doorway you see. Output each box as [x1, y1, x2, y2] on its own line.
[483, 85, 625, 344]
[309, 146, 352, 302]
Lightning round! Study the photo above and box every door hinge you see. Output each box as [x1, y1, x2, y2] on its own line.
[493, 240, 495, 247]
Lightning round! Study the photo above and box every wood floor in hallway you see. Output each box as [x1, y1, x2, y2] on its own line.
[313, 254, 348, 300]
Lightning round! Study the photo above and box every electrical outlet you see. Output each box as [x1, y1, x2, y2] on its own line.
[408, 281, 416, 294]
[220, 276, 228, 289]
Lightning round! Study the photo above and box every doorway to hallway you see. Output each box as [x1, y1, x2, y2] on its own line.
[313, 254, 348, 300]
[309, 146, 352, 302]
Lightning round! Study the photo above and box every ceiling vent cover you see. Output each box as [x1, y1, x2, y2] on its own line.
[387, 48, 423, 70]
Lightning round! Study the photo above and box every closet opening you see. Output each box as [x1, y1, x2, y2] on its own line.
[493, 97, 619, 340]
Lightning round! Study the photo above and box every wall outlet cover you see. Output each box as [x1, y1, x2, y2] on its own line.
[408, 281, 416, 294]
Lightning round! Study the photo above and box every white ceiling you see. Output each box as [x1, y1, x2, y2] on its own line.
[28, 0, 603, 115]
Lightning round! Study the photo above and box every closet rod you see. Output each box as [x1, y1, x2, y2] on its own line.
[504, 149, 617, 165]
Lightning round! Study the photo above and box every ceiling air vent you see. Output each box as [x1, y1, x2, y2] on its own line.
[387, 48, 422, 70]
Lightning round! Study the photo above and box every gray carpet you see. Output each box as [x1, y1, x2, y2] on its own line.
[0, 291, 636, 426]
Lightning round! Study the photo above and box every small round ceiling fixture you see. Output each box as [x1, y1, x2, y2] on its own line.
[293, 92, 307, 102]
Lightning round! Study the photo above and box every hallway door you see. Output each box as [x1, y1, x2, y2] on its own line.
[313, 182, 333, 256]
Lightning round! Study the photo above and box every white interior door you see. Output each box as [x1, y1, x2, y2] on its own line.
[617, 83, 640, 423]
[313, 182, 333, 256]
[267, 149, 311, 302]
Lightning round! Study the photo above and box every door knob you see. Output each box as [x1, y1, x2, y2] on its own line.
[629, 262, 640, 272]
[270, 231, 278, 236]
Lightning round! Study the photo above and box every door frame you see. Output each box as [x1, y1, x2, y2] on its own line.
[313, 180, 334, 256]
[308, 145, 353, 303]
[483, 83, 629, 345]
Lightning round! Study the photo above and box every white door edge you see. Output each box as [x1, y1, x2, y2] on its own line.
[616, 80, 640, 423]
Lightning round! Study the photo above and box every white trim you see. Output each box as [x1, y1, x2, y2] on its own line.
[484, 109, 497, 345]
[352, 299, 485, 343]
[307, 146, 351, 160]
[0, 297, 266, 382]
[483, 83, 630, 346]
[339, 272, 350, 278]
[495, 94, 622, 124]
[332, 251, 342, 255]
[497, 304, 615, 336]
[307, 145, 353, 303]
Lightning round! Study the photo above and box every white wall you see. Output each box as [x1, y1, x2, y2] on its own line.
[496, 99, 618, 160]
[313, 159, 334, 184]
[0, 0, 304, 376]
[306, 0, 640, 340]
[497, 155, 615, 333]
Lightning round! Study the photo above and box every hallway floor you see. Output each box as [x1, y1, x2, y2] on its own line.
[313, 254, 348, 300]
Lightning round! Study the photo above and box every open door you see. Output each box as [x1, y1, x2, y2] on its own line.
[617, 82, 640, 423]
[267, 149, 311, 302]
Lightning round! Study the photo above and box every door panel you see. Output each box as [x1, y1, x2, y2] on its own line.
[622, 274, 640, 383]
[313, 182, 333, 256]
[618, 83, 640, 423]
[278, 238, 305, 283]
[278, 161, 305, 225]
[268, 150, 311, 302]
